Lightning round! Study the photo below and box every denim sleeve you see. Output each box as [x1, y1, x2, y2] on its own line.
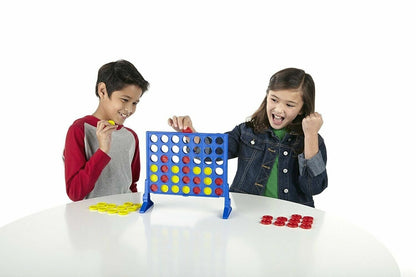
[298, 151, 326, 177]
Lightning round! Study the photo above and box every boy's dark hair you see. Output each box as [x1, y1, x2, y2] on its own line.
[247, 68, 315, 135]
[95, 59, 149, 97]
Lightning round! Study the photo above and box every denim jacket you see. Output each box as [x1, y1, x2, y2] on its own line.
[226, 123, 328, 207]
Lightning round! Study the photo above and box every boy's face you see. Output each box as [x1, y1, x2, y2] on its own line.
[266, 89, 303, 130]
[99, 84, 143, 125]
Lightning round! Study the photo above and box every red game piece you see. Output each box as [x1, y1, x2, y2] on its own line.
[287, 222, 299, 228]
[300, 223, 312, 229]
[161, 155, 169, 163]
[182, 156, 190, 164]
[273, 220, 286, 226]
[161, 165, 169, 173]
[150, 184, 158, 192]
[193, 177, 201, 184]
[182, 166, 190, 174]
[182, 127, 193, 133]
[262, 215, 273, 220]
[291, 214, 302, 220]
[215, 178, 223, 186]
[161, 175, 168, 183]
[260, 219, 272, 225]
[193, 186, 201, 194]
[182, 176, 190, 184]
[215, 188, 223, 196]
[302, 216, 314, 223]
[276, 216, 288, 222]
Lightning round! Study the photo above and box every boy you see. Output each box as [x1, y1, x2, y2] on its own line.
[64, 60, 149, 201]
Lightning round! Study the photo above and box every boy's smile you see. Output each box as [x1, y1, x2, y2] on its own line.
[266, 89, 303, 129]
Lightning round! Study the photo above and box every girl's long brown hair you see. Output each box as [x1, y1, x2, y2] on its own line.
[247, 68, 315, 135]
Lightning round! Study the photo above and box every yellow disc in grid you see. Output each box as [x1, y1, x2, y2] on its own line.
[171, 175, 179, 183]
[150, 174, 158, 182]
[182, 186, 190, 194]
[204, 187, 212, 195]
[161, 184, 169, 193]
[193, 167, 201, 175]
[171, 165, 180, 174]
[204, 167, 212, 175]
[204, 177, 212, 185]
[171, 185, 179, 193]
[150, 164, 158, 172]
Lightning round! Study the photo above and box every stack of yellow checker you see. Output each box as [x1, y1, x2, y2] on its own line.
[89, 202, 142, 216]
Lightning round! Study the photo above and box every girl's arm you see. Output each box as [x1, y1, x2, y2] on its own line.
[302, 112, 323, 159]
[168, 115, 197, 132]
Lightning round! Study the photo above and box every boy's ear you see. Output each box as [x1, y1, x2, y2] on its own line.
[97, 82, 107, 99]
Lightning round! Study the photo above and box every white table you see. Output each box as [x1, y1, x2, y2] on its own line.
[0, 192, 400, 277]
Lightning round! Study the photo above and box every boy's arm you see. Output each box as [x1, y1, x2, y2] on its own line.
[64, 125, 110, 201]
[130, 132, 140, 193]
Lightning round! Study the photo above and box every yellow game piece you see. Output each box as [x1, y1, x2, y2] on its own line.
[133, 203, 142, 209]
[98, 207, 108, 213]
[106, 203, 117, 208]
[117, 210, 129, 216]
[204, 167, 212, 175]
[107, 208, 118, 214]
[123, 202, 133, 206]
[108, 120, 116, 125]
[161, 184, 169, 193]
[150, 164, 158, 172]
[150, 174, 158, 182]
[204, 177, 212, 185]
[182, 186, 190, 194]
[204, 187, 212, 195]
[89, 205, 98, 211]
[171, 165, 180, 174]
[171, 185, 179, 193]
[193, 167, 201, 175]
[96, 202, 107, 206]
[171, 175, 179, 183]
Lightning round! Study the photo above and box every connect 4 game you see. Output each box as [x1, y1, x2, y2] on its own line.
[139, 131, 232, 219]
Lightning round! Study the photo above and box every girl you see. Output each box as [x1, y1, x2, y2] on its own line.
[168, 68, 327, 207]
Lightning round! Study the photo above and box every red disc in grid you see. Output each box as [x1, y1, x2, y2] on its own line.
[161, 155, 169, 163]
[215, 178, 223, 186]
[193, 186, 201, 194]
[150, 184, 158, 192]
[182, 176, 190, 184]
[182, 156, 190, 164]
[193, 176, 201, 184]
[215, 188, 223, 196]
[161, 175, 168, 183]
[182, 166, 190, 174]
[161, 165, 169, 173]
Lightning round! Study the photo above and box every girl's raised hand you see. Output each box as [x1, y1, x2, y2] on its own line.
[302, 112, 323, 137]
[168, 115, 196, 132]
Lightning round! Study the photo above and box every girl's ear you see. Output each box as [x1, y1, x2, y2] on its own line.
[97, 82, 107, 99]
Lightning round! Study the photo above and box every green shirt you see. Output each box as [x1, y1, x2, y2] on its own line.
[264, 128, 287, 198]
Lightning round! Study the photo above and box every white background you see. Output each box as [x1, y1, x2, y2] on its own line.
[0, 0, 415, 276]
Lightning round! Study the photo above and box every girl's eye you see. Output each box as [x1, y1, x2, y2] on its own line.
[121, 98, 128, 102]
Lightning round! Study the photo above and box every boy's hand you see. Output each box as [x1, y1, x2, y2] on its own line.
[302, 112, 323, 137]
[168, 115, 196, 133]
[96, 120, 118, 154]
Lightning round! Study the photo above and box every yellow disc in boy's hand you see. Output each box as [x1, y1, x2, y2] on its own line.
[108, 120, 116, 125]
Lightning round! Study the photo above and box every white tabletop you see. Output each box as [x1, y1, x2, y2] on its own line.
[0, 192, 400, 277]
